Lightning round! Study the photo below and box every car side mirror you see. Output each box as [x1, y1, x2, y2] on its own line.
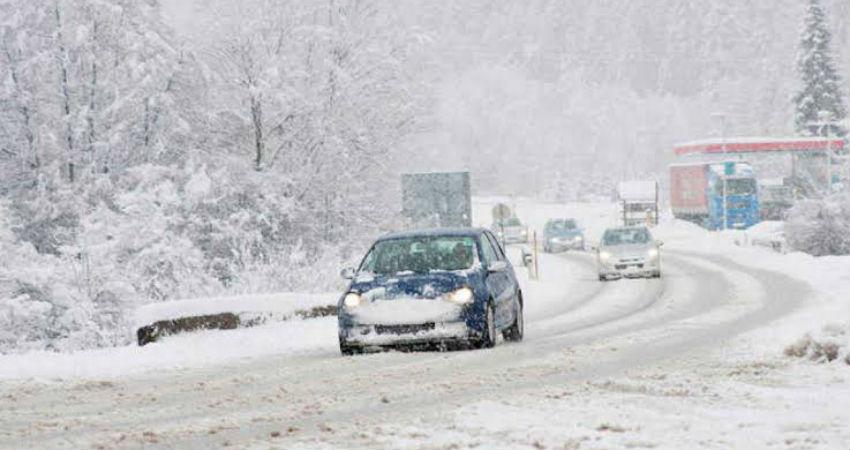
[340, 267, 356, 280]
[488, 261, 508, 273]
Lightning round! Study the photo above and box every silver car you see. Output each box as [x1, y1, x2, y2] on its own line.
[596, 226, 662, 280]
[492, 217, 529, 245]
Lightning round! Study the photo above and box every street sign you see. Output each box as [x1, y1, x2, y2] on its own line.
[492, 203, 512, 222]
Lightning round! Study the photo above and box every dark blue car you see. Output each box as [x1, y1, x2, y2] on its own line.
[337, 228, 524, 355]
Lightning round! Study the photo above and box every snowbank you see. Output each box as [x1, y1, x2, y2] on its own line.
[653, 217, 850, 362]
[0, 317, 339, 381]
[133, 292, 336, 329]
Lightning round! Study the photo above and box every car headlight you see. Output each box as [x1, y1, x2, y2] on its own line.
[521, 229, 528, 235]
[343, 292, 362, 308]
[445, 287, 474, 305]
[599, 251, 612, 261]
[574, 235, 583, 241]
[647, 248, 659, 259]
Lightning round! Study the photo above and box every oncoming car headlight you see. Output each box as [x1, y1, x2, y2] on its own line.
[445, 287, 474, 305]
[647, 248, 659, 259]
[574, 235, 583, 241]
[343, 292, 362, 308]
[599, 251, 612, 261]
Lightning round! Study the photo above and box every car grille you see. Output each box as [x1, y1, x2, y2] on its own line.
[619, 257, 643, 263]
[615, 263, 644, 270]
[374, 323, 436, 335]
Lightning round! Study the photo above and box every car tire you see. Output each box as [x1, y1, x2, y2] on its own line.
[476, 302, 497, 349]
[598, 274, 606, 282]
[339, 337, 360, 356]
[503, 294, 524, 342]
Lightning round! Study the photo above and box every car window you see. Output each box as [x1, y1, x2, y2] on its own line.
[485, 231, 506, 261]
[602, 228, 651, 246]
[359, 236, 479, 274]
[479, 234, 499, 265]
[547, 219, 577, 232]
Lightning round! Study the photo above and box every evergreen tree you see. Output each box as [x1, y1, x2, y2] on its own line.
[794, 0, 847, 136]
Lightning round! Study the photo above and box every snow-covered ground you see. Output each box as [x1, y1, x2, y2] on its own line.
[1, 198, 848, 449]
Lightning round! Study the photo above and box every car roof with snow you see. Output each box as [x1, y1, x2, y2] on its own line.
[379, 227, 487, 241]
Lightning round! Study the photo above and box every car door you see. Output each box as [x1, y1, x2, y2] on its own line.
[482, 231, 514, 328]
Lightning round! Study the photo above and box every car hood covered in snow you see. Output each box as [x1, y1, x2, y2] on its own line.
[600, 243, 655, 259]
[350, 270, 474, 301]
[344, 271, 476, 325]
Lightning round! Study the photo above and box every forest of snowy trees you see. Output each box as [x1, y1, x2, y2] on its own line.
[1, 0, 849, 352]
[0, 0, 417, 352]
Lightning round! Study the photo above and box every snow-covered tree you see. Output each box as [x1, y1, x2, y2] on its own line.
[794, 0, 847, 137]
[786, 191, 850, 256]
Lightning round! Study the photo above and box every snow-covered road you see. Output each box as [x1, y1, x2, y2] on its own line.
[1, 231, 829, 450]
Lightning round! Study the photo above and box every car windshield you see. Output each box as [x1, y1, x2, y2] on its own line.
[547, 219, 577, 232]
[602, 228, 651, 246]
[359, 236, 478, 275]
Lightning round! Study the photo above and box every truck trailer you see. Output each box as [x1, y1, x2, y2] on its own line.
[670, 161, 760, 230]
[617, 180, 659, 227]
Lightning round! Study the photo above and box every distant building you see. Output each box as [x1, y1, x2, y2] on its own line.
[674, 137, 846, 196]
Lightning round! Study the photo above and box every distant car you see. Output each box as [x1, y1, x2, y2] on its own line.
[542, 218, 585, 252]
[492, 217, 528, 244]
[747, 221, 788, 254]
[337, 228, 524, 355]
[596, 226, 662, 280]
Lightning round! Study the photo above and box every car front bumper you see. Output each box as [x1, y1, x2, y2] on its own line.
[547, 239, 585, 251]
[339, 320, 475, 348]
[598, 258, 660, 278]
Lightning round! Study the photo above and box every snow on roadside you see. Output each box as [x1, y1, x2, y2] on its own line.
[0, 317, 338, 381]
[1, 292, 339, 381]
[133, 292, 335, 328]
[653, 219, 850, 363]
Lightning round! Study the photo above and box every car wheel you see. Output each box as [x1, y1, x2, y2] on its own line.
[598, 274, 606, 282]
[339, 337, 360, 356]
[476, 302, 497, 349]
[503, 294, 524, 342]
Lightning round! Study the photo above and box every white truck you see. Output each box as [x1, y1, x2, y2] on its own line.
[618, 180, 659, 227]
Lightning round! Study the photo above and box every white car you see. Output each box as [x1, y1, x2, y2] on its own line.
[596, 226, 662, 280]
[492, 217, 529, 244]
